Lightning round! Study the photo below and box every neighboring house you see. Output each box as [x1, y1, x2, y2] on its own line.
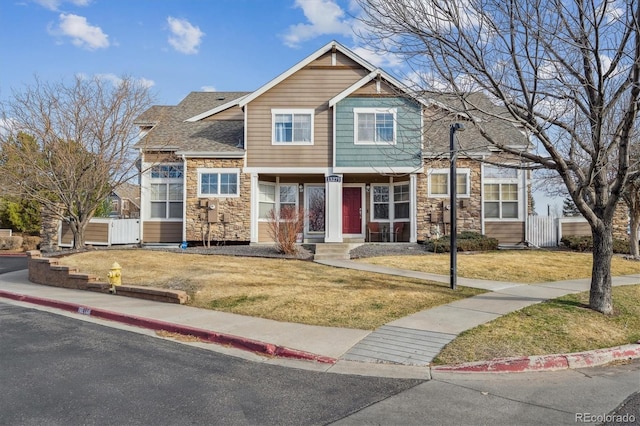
[134, 41, 531, 246]
[109, 182, 141, 219]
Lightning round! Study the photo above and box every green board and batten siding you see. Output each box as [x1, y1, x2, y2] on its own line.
[335, 97, 422, 168]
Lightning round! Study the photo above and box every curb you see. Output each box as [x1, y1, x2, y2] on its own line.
[432, 343, 640, 373]
[0, 290, 337, 365]
[0, 253, 27, 257]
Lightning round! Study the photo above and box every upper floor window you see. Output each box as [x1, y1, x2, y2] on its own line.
[272, 109, 314, 145]
[197, 168, 239, 198]
[427, 169, 470, 197]
[151, 164, 183, 179]
[354, 108, 396, 145]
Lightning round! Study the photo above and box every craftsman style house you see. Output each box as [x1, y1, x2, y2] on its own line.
[134, 41, 531, 246]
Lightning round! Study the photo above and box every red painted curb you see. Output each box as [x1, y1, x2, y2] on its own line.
[433, 344, 640, 373]
[0, 290, 337, 364]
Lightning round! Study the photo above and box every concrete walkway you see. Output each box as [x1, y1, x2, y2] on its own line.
[1, 260, 639, 377]
[319, 260, 640, 366]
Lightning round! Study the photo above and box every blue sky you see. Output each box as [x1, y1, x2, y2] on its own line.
[0, 0, 387, 105]
[0, 0, 561, 213]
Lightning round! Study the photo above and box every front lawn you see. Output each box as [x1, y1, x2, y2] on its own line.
[357, 250, 640, 283]
[60, 249, 482, 330]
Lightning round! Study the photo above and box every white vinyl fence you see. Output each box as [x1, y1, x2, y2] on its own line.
[59, 218, 140, 247]
[526, 215, 590, 247]
[526, 215, 557, 247]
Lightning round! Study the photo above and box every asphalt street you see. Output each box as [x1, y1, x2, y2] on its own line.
[0, 302, 421, 425]
[0, 254, 27, 274]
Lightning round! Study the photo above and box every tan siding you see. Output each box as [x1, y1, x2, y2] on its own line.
[484, 222, 525, 244]
[143, 222, 183, 243]
[246, 59, 369, 168]
[353, 80, 398, 96]
[85, 222, 109, 243]
[562, 221, 591, 237]
[204, 105, 244, 121]
[258, 222, 274, 243]
[311, 51, 362, 67]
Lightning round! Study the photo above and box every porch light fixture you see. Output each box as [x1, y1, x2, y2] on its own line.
[298, 184, 304, 192]
[450, 122, 465, 290]
[365, 184, 370, 192]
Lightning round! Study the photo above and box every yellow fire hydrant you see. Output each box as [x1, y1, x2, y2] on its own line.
[107, 262, 122, 294]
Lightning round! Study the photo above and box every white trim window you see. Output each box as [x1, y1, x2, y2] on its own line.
[149, 164, 183, 219]
[258, 182, 299, 220]
[272, 109, 314, 145]
[427, 169, 471, 197]
[393, 183, 410, 220]
[197, 168, 240, 198]
[354, 107, 397, 145]
[371, 182, 410, 221]
[372, 185, 390, 220]
[483, 165, 520, 219]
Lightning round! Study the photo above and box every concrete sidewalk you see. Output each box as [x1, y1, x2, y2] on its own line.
[320, 260, 640, 367]
[1, 261, 639, 377]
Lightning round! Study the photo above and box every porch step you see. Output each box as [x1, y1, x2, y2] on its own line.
[313, 243, 352, 261]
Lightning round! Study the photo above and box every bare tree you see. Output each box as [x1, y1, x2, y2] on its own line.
[0, 75, 153, 249]
[355, 0, 640, 314]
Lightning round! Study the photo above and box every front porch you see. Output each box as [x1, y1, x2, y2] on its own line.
[250, 172, 417, 244]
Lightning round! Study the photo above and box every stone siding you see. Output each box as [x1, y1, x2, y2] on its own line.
[417, 159, 482, 241]
[613, 201, 629, 241]
[184, 158, 251, 243]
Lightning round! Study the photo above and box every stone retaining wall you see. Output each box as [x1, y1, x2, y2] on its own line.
[26, 251, 189, 304]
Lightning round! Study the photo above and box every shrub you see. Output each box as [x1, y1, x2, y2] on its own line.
[423, 232, 499, 253]
[560, 235, 630, 254]
[266, 206, 305, 255]
[0, 236, 24, 251]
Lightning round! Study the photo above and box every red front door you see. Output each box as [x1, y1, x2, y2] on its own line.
[342, 187, 362, 234]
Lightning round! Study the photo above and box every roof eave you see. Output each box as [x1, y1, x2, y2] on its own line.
[175, 151, 245, 158]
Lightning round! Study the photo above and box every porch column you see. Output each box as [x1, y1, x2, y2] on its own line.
[325, 173, 343, 243]
[410, 173, 418, 243]
[250, 173, 259, 243]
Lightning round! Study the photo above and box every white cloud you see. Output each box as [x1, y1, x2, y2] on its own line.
[34, 0, 90, 11]
[200, 86, 217, 92]
[77, 73, 155, 89]
[167, 17, 204, 55]
[350, 46, 403, 69]
[95, 73, 155, 88]
[283, 0, 353, 48]
[53, 13, 109, 50]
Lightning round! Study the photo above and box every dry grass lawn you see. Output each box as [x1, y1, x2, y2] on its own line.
[433, 285, 640, 364]
[357, 250, 640, 283]
[61, 249, 482, 330]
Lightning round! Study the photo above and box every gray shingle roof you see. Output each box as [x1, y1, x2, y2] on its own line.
[422, 92, 530, 158]
[134, 92, 250, 153]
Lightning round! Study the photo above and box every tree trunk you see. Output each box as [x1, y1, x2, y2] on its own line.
[70, 220, 88, 250]
[590, 224, 614, 315]
[630, 212, 640, 258]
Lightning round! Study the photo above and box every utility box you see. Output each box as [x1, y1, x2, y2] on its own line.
[207, 199, 219, 223]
